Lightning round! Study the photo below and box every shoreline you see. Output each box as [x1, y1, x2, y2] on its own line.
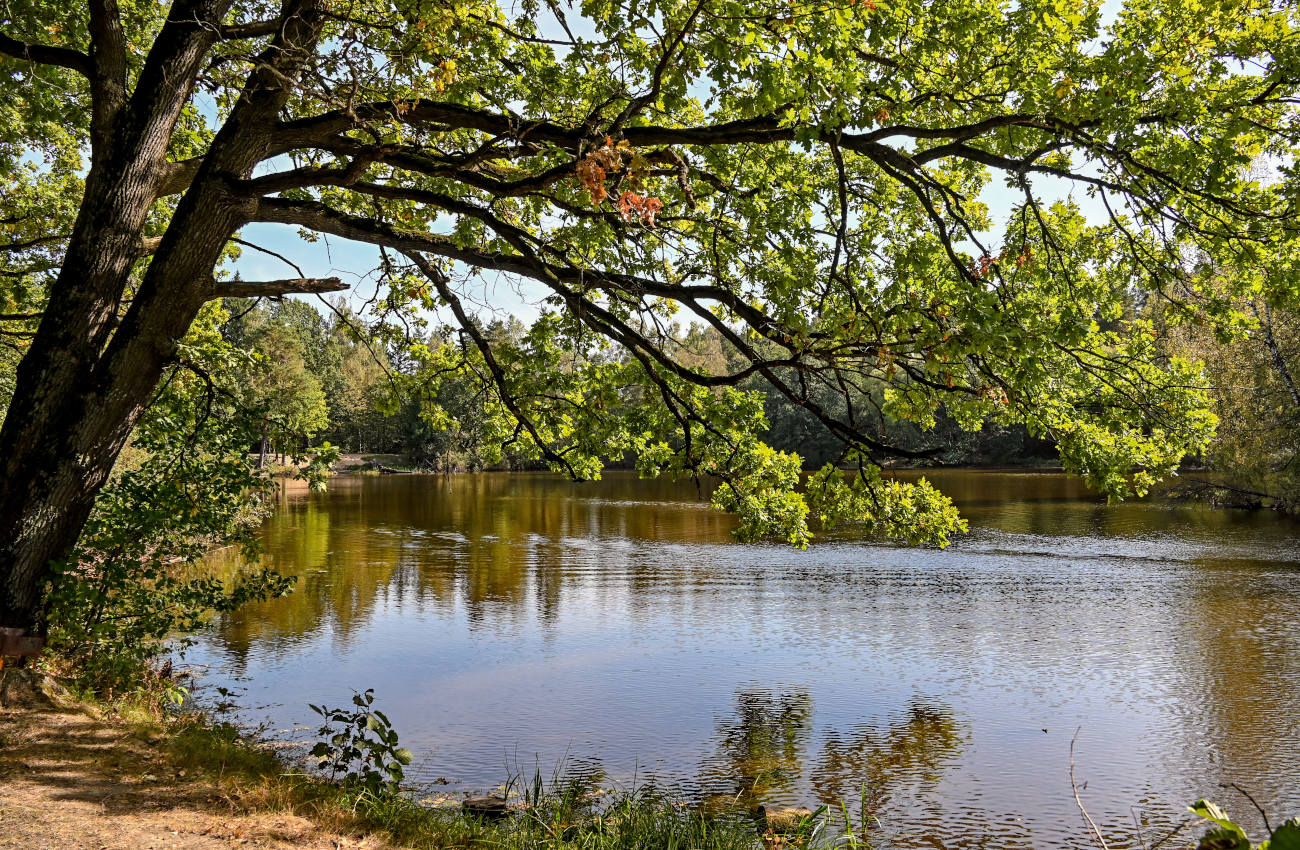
[0, 672, 775, 850]
[0, 671, 394, 849]
[0, 670, 1277, 849]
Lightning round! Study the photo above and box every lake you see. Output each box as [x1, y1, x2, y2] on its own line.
[189, 470, 1300, 848]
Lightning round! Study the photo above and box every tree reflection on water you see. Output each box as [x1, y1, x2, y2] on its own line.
[698, 688, 964, 820]
[699, 688, 814, 808]
[811, 700, 964, 813]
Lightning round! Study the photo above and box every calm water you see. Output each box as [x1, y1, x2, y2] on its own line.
[189, 470, 1300, 848]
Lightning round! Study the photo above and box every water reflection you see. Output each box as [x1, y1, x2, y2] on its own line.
[206, 473, 738, 662]
[693, 688, 966, 829]
[1163, 558, 1300, 841]
[700, 689, 814, 806]
[812, 701, 964, 813]
[189, 470, 1300, 849]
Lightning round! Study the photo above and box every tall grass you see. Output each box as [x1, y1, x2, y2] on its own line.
[160, 715, 790, 849]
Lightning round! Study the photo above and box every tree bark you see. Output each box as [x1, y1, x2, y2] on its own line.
[0, 0, 328, 634]
[1253, 300, 1300, 411]
[0, 1, 234, 633]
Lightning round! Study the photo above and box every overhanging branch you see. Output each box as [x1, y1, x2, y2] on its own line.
[219, 18, 284, 40]
[404, 251, 581, 478]
[209, 276, 346, 298]
[0, 30, 92, 76]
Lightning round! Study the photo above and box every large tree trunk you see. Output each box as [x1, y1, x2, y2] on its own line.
[0, 5, 228, 633]
[0, 0, 326, 635]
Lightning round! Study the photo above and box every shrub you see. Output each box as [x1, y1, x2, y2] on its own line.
[308, 689, 413, 795]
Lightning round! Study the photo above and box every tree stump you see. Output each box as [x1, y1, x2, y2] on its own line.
[462, 795, 509, 819]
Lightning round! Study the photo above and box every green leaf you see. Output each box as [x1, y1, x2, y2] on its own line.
[1268, 819, 1300, 850]
[1191, 800, 1248, 837]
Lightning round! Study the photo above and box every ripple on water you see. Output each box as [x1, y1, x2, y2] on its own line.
[189, 471, 1300, 849]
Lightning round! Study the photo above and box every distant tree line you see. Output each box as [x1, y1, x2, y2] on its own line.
[221, 290, 1300, 514]
[1163, 291, 1300, 513]
[9, 291, 1290, 499]
[218, 298, 542, 470]
[665, 323, 1059, 470]
[221, 300, 1058, 472]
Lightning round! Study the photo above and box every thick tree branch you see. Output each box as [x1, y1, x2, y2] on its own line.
[219, 17, 284, 39]
[156, 157, 206, 197]
[0, 233, 67, 253]
[113, 0, 229, 168]
[88, 0, 128, 95]
[0, 30, 92, 75]
[253, 195, 782, 340]
[275, 98, 1070, 157]
[208, 276, 346, 298]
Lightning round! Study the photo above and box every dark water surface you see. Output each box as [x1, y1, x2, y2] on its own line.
[190, 471, 1300, 848]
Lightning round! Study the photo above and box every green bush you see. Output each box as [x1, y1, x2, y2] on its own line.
[308, 689, 414, 794]
[43, 306, 296, 697]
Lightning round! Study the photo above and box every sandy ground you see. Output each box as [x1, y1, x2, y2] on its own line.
[0, 675, 386, 850]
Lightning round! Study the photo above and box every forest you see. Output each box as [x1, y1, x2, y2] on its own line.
[168, 288, 1296, 511]
[3, 0, 1300, 846]
[204, 295, 1065, 471]
[4, 285, 1298, 508]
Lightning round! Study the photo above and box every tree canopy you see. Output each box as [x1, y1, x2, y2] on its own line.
[1165, 287, 1300, 510]
[2, 0, 1299, 632]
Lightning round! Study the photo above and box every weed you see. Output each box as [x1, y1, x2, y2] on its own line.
[308, 689, 412, 794]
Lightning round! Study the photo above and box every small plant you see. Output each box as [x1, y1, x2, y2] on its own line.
[1191, 799, 1300, 850]
[308, 689, 413, 795]
[41, 303, 301, 699]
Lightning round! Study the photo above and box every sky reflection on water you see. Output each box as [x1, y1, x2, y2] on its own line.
[189, 470, 1300, 849]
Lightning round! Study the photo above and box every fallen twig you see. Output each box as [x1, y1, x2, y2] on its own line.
[1226, 781, 1273, 835]
[1070, 727, 1110, 850]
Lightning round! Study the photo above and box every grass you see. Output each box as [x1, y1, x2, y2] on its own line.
[126, 707, 810, 849]
[64, 670, 889, 850]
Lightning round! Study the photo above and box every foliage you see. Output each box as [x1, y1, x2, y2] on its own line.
[749, 353, 1058, 471]
[308, 689, 413, 795]
[221, 299, 331, 461]
[302, 441, 342, 487]
[2, 0, 1300, 631]
[327, 307, 399, 454]
[1165, 293, 1300, 511]
[1190, 799, 1300, 850]
[806, 465, 968, 547]
[243, 307, 1059, 477]
[42, 304, 296, 694]
[164, 704, 768, 850]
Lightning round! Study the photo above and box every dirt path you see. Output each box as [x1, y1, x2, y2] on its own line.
[0, 676, 386, 850]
